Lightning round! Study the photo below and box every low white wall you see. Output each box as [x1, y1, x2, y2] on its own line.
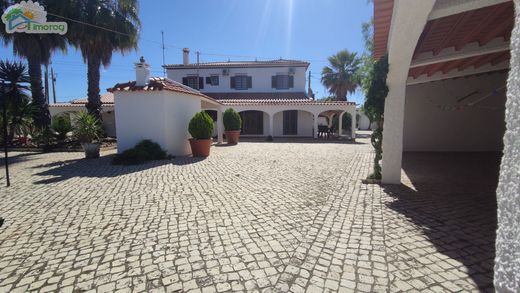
[114, 91, 201, 156]
[403, 72, 507, 152]
[49, 105, 116, 137]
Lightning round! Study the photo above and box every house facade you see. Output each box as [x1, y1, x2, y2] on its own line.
[164, 49, 357, 139]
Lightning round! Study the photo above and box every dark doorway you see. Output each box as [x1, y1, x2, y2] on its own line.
[283, 110, 298, 135]
[240, 111, 264, 135]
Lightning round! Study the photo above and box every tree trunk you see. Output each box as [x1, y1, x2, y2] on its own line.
[28, 56, 50, 128]
[86, 57, 102, 121]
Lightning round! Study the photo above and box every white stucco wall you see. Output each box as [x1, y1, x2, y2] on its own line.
[114, 91, 201, 156]
[166, 66, 307, 93]
[403, 72, 507, 151]
[494, 1, 520, 291]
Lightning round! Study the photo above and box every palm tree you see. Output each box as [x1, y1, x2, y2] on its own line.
[68, 0, 140, 120]
[0, 0, 67, 128]
[321, 50, 361, 101]
[0, 60, 33, 143]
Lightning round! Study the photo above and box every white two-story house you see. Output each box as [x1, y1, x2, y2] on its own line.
[164, 48, 357, 138]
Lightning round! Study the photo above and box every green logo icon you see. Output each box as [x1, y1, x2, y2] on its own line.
[1, 0, 67, 35]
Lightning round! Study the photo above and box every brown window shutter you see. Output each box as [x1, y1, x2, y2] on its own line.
[272, 76, 277, 88]
[199, 77, 204, 89]
[247, 76, 252, 88]
[288, 76, 294, 88]
[206, 77, 211, 84]
[230, 77, 236, 88]
[182, 77, 188, 85]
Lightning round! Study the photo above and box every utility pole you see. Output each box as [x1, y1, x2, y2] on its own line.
[161, 31, 166, 77]
[51, 67, 57, 104]
[44, 64, 49, 104]
[1, 80, 10, 187]
[196, 51, 200, 90]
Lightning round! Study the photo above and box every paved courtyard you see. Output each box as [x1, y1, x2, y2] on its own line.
[0, 134, 497, 292]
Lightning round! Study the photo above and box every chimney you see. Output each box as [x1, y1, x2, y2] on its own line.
[183, 48, 190, 65]
[135, 56, 150, 86]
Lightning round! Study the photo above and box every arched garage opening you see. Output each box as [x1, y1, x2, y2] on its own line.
[239, 110, 269, 136]
[272, 110, 314, 137]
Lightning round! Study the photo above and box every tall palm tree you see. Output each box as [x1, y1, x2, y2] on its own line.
[68, 0, 140, 120]
[321, 50, 361, 101]
[0, 0, 67, 128]
[0, 60, 32, 142]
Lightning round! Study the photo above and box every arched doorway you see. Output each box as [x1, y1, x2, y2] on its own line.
[239, 110, 267, 135]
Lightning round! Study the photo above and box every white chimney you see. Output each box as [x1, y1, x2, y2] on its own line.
[183, 48, 190, 65]
[135, 56, 150, 86]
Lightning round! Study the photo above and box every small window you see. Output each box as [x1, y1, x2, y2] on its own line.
[272, 74, 294, 90]
[210, 75, 219, 86]
[183, 76, 202, 90]
[232, 75, 252, 90]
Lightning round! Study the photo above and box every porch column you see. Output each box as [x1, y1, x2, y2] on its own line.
[268, 113, 274, 137]
[350, 109, 356, 140]
[327, 113, 335, 127]
[381, 0, 436, 184]
[495, 0, 520, 290]
[313, 113, 319, 139]
[338, 111, 345, 136]
[217, 108, 224, 144]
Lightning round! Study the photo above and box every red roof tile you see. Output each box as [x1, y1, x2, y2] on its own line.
[107, 77, 218, 101]
[219, 100, 355, 106]
[205, 92, 311, 101]
[164, 59, 310, 69]
[71, 93, 114, 104]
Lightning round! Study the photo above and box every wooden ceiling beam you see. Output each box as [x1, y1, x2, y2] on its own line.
[454, 4, 509, 50]
[432, 11, 475, 55]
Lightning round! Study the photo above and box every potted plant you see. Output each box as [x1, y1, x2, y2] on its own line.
[73, 111, 102, 159]
[223, 108, 242, 145]
[188, 111, 214, 157]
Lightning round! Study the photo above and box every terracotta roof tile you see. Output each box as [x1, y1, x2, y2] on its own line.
[219, 99, 355, 106]
[107, 77, 219, 102]
[71, 93, 114, 104]
[164, 59, 310, 69]
[205, 92, 311, 101]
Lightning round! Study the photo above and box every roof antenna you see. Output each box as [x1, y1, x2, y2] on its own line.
[161, 31, 166, 77]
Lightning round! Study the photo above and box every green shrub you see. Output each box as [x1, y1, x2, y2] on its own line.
[223, 108, 242, 131]
[73, 111, 102, 143]
[188, 111, 214, 139]
[112, 139, 167, 165]
[51, 115, 72, 140]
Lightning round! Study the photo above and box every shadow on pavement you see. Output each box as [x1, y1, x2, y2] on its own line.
[382, 152, 501, 291]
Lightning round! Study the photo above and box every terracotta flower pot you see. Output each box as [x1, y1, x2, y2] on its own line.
[189, 138, 212, 157]
[225, 130, 241, 145]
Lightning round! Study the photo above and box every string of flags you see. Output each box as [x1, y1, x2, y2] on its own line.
[425, 85, 506, 111]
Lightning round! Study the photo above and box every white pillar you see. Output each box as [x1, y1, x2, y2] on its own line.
[217, 108, 224, 144]
[327, 113, 335, 127]
[338, 111, 344, 136]
[350, 109, 356, 140]
[495, 1, 520, 290]
[313, 113, 319, 139]
[381, 0, 436, 184]
[268, 113, 274, 137]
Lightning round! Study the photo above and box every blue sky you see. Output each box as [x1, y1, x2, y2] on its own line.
[1, 0, 373, 104]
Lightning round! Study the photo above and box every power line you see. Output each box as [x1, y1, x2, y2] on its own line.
[20, 5, 331, 64]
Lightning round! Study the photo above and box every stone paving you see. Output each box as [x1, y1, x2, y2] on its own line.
[0, 135, 497, 292]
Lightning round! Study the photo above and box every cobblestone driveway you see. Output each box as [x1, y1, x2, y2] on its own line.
[0, 135, 496, 292]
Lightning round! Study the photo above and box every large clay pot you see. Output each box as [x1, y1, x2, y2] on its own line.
[225, 130, 241, 145]
[189, 138, 212, 157]
[81, 142, 100, 159]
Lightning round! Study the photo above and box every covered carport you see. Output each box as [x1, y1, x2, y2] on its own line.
[373, 0, 519, 291]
